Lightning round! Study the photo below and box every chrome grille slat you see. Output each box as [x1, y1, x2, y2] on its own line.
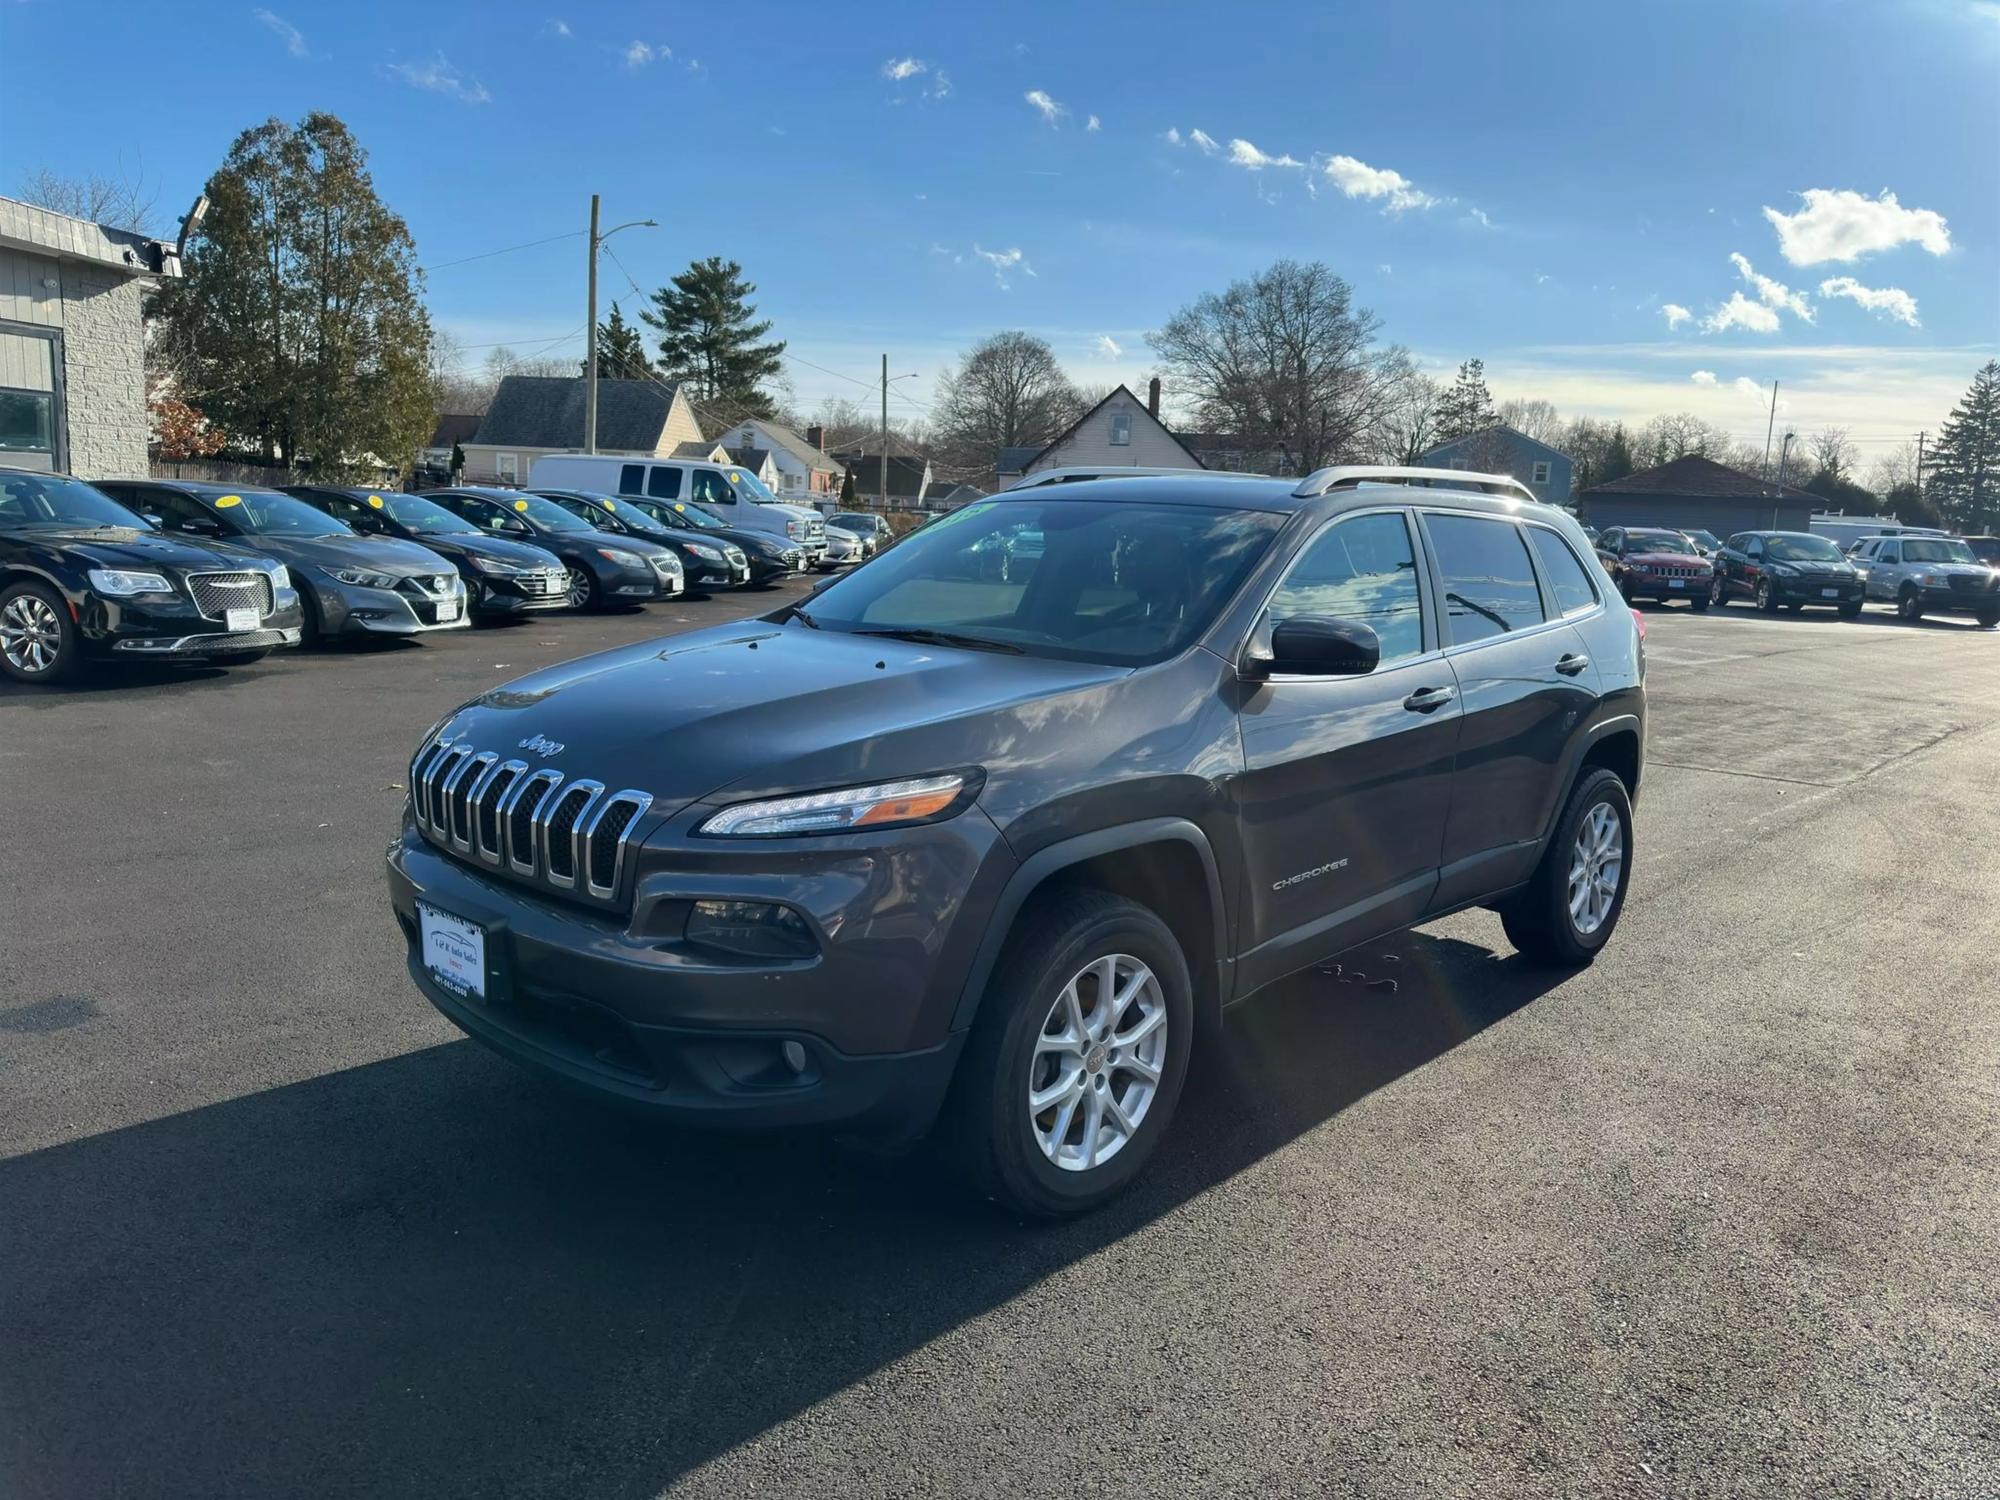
[543, 781, 605, 889]
[186, 571, 275, 620]
[473, 760, 526, 863]
[582, 793, 653, 898]
[504, 769, 565, 875]
[444, 751, 494, 852]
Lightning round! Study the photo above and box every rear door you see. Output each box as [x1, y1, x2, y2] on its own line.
[1867, 539, 1903, 600]
[1421, 509, 1602, 907]
[1232, 507, 1461, 992]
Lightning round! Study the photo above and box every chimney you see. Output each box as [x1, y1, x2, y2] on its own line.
[1147, 377, 1161, 419]
[806, 424, 826, 452]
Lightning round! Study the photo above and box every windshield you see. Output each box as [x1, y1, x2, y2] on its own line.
[796, 498, 1282, 667]
[1685, 530, 1720, 548]
[725, 468, 783, 504]
[1627, 531, 1695, 554]
[1903, 538, 1978, 564]
[1767, 535, 1845, 562]
[382, 494, 482, 534]
[550, 491, 660, 532]
[661, 501, 727, 530]
[210, 490, 353, 536]
[0, 472, 149, 530]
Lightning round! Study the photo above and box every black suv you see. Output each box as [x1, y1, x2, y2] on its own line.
[388, 472, 1644, 1215]
[1709, 530, 1864, 615]
[1, 468, 302, 684]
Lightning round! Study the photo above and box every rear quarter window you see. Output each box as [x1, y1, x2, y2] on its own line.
[1526, 526, 1599, 616]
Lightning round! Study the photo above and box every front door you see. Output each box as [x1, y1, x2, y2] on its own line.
[1418, 510, 1602, 904]
[1232, 508, 1460, 994]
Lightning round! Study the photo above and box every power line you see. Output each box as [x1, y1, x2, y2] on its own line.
[423, 230, 586, 274]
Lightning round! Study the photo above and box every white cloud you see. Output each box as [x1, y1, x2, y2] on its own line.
[929, 72, 950, 99]
[1762, 188, 1951, 266]
[1690, 370, 1718, 386]
[1728, 252, 1813, 322]
[1534, 272, 1551, 285]
[1703, 291, 1781, 334]
[1188, 128, 1219, 154]
[386, 53, 490, 103]
[882, 56, 926, 80]
[1096, 335, 1122, 358]
[1817, 276, 1921, 327]
[1024, 89, 1066, 125]
[1466, 207, 1493, 228]
[973, 245, 1033, 288]
[1227, 138, 1303, 170]
[1086, 114, 1101, 132]
[622, 40, 665, 68]
[254, 9, 307, 57]
[1320, 154, 1436, 212]
[547, 19, 570, 38]
[1732, 377, 1767, 405]
[1661, 304, 1693, 330]
[1162, 127, 1182, 146]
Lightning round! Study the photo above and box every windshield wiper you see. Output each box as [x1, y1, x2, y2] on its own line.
[854, 626, 1024, 654]
[778, 603, 820, 628]
[1446, 592, 1512, 632]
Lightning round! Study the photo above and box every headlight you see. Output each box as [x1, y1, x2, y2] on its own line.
[1913, 571, 1936, 585]
[685, 542, 725, 562]
[595, 547, 644, 567]
[470, 556, 525, 576]
[87, 568, 173, 596]
[1769, 564, 1798, 577]
[327, 566, 399, 589]
[699, 772, 977, 837]
[265, 563, 291, 590]
[785, 521, 802, 538]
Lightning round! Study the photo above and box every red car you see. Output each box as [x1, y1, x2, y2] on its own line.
[1595, 526, 1714, 610]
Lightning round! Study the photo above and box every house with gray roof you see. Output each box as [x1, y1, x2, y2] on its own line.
[1579, 454, 1817, 535]
[0, 193, 182, 476]
[1422, 423, 1573, 506]
[460, 375, 702, 485]
[706, 413, 846, 500]
[996, 384, 1205, 487]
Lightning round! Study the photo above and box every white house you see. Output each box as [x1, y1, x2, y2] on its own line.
[1000, 383, 1206, 483]
[709, 414, 846, 500]
[461, 376, 703, 484]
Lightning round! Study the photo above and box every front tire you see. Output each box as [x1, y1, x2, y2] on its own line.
[1690, 593, 1711, 612]
[1757, 578, 1780, 613]
[1897, 587, 1925, 623]
[0, 580, 83, 684]
[1710, 574, 1730, 608]
[1500, 767, 1633, 967]
[565, 564, 600, 612]
[946, 889, 1193, 1218]
[1977, 606, 2000, 629]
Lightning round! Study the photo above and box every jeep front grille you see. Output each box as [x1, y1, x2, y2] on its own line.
[410, 740, 652, 903]
[186, 571, 274, 619]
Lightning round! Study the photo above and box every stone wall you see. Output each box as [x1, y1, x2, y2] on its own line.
[58, 264, 148, 479]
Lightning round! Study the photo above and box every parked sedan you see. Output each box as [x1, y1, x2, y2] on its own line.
[1594, 527, 1714, 609]
[284, 487, 571, 620]
[823, 526, 866, 566]
[828, 511, 892, 555]
[1679, 528, 1722, 557]
[1851, 533, 2000, 625]
[1709, 531, 1864, 616]
[98, 479, 466, 643]
[1, 468, 301, 684]
[621, 496, 806, 587]
[532, 488, 753, 593]
[419, 487, 684, 610]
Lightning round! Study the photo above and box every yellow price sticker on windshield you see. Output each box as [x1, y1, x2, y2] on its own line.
[513, 498, 530, 511]
[727, 471, 741, 484]
[215, 494, 242, 508]
[602, 499, 617, 511]
[367, 494, 385, 508]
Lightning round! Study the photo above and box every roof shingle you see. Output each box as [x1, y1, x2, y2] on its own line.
[1582, 454, 1815, 502]
[471, 376, 679, 451]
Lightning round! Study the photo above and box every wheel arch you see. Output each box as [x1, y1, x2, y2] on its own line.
[950, 818, 1230, 1034]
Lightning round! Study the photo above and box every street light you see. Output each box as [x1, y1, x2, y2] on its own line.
[878, 364, 918, 507]
[585, 195, 658, 454]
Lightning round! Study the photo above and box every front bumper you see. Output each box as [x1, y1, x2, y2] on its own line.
[82, 588, 306, 657]
[318, 579, 470, 635]
[385, 810, 1013, 1135]
[1770, 575, 1863, 606]
[468, 574, 570, 615]
[1625, 572, 1710, 599]
[1916, 582, 2000, 613]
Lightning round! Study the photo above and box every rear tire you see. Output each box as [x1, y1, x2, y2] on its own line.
[1500, 767, 1633, 967]
[0, 580, 83, 685]
[945, 889, 1193, 1218]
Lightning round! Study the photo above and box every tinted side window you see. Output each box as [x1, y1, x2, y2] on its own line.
[1425, 514, 1547, 645]
[620, 464, 645, 495]
[646, 466, 680, 500]
[1267, 511, 1423, 664]
[1526, 526, 1599, 615]
[1879, 542, 1900, 563]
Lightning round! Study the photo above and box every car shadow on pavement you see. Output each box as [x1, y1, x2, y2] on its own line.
[0, 930, 1558, 1499]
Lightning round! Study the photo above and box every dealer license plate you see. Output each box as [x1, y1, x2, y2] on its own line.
[436, 598, 462, 622]
[225, 606, 259, 631]
[1668, 578, 1685, 589]
[1821, 588, 1839, 598]
[418, 901, 486, 1001]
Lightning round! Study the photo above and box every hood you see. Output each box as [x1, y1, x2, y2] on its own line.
[34, 526, 270, 572]
[1768, 557, 1858, 576]
[411, 531, 563, 570]
[701, 525, 786, 559]
[756, 501, 820, 523]
[430, 622, 1124, 816]
[219, 532, 456, 578]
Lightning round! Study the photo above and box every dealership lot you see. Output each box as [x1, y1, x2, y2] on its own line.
[3, 596, 1997, 1497]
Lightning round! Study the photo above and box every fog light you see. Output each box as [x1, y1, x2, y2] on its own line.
[684, 900, 816, 961]
[781, 1040, 807, 1073]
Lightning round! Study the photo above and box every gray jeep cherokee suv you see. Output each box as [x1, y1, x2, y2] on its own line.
[388, 469, 1645, 1216]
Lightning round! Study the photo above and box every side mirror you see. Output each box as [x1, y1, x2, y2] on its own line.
[1244, 616, 1381, 679]
[141, 512, 164, 528]
[180, 515, 224, 536]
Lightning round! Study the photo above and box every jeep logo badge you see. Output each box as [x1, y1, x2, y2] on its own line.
[518, 734, 565, 757]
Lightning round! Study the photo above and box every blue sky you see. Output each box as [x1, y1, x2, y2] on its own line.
[5, 0, 1996, 462]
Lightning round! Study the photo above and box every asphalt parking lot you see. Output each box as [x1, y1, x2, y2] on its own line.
[4, 589, 1997, 1498]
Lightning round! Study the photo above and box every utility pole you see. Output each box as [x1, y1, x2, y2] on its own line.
[1762, 379, 1780, 476]
[584, 194, 601, 455]
[1915, 430, 1927, 501]
[1773, 430, 1796, 528]
[880, 353, 889, 510]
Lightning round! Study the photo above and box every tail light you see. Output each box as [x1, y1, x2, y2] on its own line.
[1630, 608, 1646, 640]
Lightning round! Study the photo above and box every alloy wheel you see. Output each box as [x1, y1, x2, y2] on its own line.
[1567, 802, 1624, 936]
[565, 565, 593, 609]
[0, 593, 63, 676]
[1027, 953, 1168, 1172]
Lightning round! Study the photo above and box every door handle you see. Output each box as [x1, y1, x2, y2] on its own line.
[1402, 685, 1456, 713]
[1555, 652, 1590, 676]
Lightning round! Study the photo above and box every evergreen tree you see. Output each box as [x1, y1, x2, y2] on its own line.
[583, 301, 656, 382]
[146, 113, 432, 475]
[641, 257, 786, 416]
[449, 440, 465, 478]
[839, 468, 858, 506]
[1928, 360, 2000, 532]
[1601, 423, 1635, 484]
[1433, 358, 1497, 442]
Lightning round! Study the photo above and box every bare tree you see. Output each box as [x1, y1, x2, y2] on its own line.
[1869, 441, 1921, 496]
[1373, 363, 1443, 464]
[17, 165, 159, 232]
[1639, 411, 1730, 466]
[931, 331, 1083, 481]
[1150, 259, 1401, 473]
[1809, 426, 1857, 484]
[1496, 397, 1564, 447]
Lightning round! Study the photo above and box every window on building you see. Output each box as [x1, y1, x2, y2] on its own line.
[495, 453, 518, 482]
[1531, 460, 1552, 485]
[1110, 413, 1132, 447]
[1424, 513, 1548, 644]
[0, 389, 54, 456]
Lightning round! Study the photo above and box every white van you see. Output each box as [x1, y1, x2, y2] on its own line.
[1808, 514, 1946, 552]
[531, 454, 828, 565]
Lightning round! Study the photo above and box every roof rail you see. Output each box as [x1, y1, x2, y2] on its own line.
[1003, 465, 1271, 491]
[1291, 465, 1538, 505]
